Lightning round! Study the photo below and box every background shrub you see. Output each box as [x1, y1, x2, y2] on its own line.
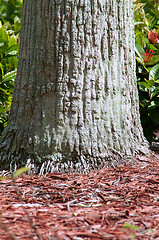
[134, 0, 159, 142]
[0, 0, 22, 135]
[0, 0, 22, 27]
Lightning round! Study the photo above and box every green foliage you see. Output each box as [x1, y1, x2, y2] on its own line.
[124, 223, 139, 231]
[0, 21, 19, 135]
[134, 0, 159, 142]
[0, 1, 22, 136]
[0, 0, 22, 26]
[123, 223, 139, 240]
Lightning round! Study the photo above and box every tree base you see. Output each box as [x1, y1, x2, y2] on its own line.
[0, 147, 149, 174]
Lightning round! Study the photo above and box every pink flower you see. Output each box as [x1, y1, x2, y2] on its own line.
[142, 49, 155, 64]
[148, 29, 159, 44]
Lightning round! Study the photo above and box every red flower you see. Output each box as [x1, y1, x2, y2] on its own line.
[142, 49, 155, 64]
[148, 29, 159, 44]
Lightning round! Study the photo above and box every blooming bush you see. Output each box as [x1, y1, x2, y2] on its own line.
[142, 49, 155, 64]
[134, 0, 159, 142]
[148, 29, 159, 44]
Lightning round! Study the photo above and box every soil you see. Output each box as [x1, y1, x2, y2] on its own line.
[0, 153, 159, 240]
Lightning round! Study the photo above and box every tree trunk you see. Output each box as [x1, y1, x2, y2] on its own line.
[0, 0, 149, 172]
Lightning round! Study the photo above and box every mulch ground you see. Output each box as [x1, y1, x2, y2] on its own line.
[0, 154, 159, 240]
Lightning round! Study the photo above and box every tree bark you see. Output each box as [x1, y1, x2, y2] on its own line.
[0, 0, 149, 172]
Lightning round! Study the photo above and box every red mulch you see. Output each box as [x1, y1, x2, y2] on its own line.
[0, 154, 159, 240]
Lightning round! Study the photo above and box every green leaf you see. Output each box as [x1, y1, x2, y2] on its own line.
[5, 51, 18, 57]
[147, 55, 159, 65]
[138, 81, 150, 91]
[148, 100, 159, 110]
[0, 87, 7, 93]
[6, 43, 19, 54]
[0, 28, 8, 43]
[140, 99, 150, 108]
[2, 70, 17, 82]
[12, 167, 30, 180]
[136, 56, 144, 66]
[12, 56, 18, 68]
[8, 36, 16, 47]
[149, 63, 159, 81]
[145, 79, 155, 87]
[0, 62, 4, 76]
[135, 44, 145, 59]
[150, 86, 159, 99]
[1, 21, 10, 31]
[146, 44, 158, 51]
[123, 223, 139, 230]
[134, 22, 145, 26]
[151, 18, 159, 29]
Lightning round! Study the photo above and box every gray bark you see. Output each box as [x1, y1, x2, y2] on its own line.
[0, 0, 149, 172]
